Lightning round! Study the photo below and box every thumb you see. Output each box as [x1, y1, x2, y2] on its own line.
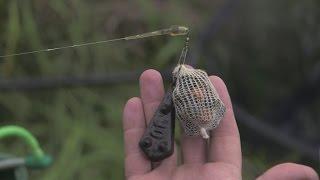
[257, 163, 319, 180]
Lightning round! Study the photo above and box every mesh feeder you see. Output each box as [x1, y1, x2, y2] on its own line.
[172, 65, 226, 139]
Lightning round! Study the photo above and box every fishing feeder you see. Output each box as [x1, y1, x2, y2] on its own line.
[139, 29, 226, 162]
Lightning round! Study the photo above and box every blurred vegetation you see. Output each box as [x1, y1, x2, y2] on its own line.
[0, 0, 319, 179]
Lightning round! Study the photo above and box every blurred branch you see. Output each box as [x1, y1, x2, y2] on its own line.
[0, 69, 172, 91]
[0, 70, 318, 161]
[0, 73, 140, 91]
[191, 0, 239, 72]
[234, 105, 319, 161]
[265, 62, 320, 128]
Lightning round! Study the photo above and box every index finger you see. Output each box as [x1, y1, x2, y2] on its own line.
[208, 76, 242, 170]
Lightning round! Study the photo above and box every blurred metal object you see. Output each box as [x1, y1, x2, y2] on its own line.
[0, 154, 28, 180]
[234, 105, 319, 161]
[0, 70, 145, 91]
[0, 158, 25, 170]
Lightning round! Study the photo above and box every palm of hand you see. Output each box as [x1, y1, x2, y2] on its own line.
[130, 163, 240, 180]
[123, 70, 318, 180]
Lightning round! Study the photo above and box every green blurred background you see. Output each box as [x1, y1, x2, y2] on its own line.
[0, 0, 319, 179]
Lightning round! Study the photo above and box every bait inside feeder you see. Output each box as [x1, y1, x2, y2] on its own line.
[172, 65, 226, 139]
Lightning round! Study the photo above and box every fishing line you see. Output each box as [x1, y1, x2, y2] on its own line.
[0, 25, 189, 58]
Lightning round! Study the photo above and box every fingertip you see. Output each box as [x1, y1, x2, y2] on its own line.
[123, 97, 144, 130]
[123, 97, 142, 117]
[258, 163, 319, 180]
[210, 75, 224, 84]
[139, 69, 163, 86]
[139, 69, 164, 102]
[285, 163, 319, 180]
[302, 165, 319, 180]
[124, 97, 141, 109]
[209, 75, 228, 94]
[139, 69, 165, 124]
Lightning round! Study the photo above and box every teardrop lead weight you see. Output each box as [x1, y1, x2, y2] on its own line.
[139, 90, 175, 162]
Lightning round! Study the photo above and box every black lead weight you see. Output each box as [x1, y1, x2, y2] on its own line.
[140, 137, 152, 148]
[139, 90, 175, 162]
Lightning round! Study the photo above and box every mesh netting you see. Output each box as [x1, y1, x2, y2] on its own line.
[172, 65, 226, 139]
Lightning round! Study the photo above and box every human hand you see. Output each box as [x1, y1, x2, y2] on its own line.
[123, 69, 319, 180]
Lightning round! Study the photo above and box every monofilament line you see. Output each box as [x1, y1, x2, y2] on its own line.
[0, 25, 189, 58]
[0, 38, 127, 58]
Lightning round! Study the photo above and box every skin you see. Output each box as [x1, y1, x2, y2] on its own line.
[123, 69, 319, 180]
